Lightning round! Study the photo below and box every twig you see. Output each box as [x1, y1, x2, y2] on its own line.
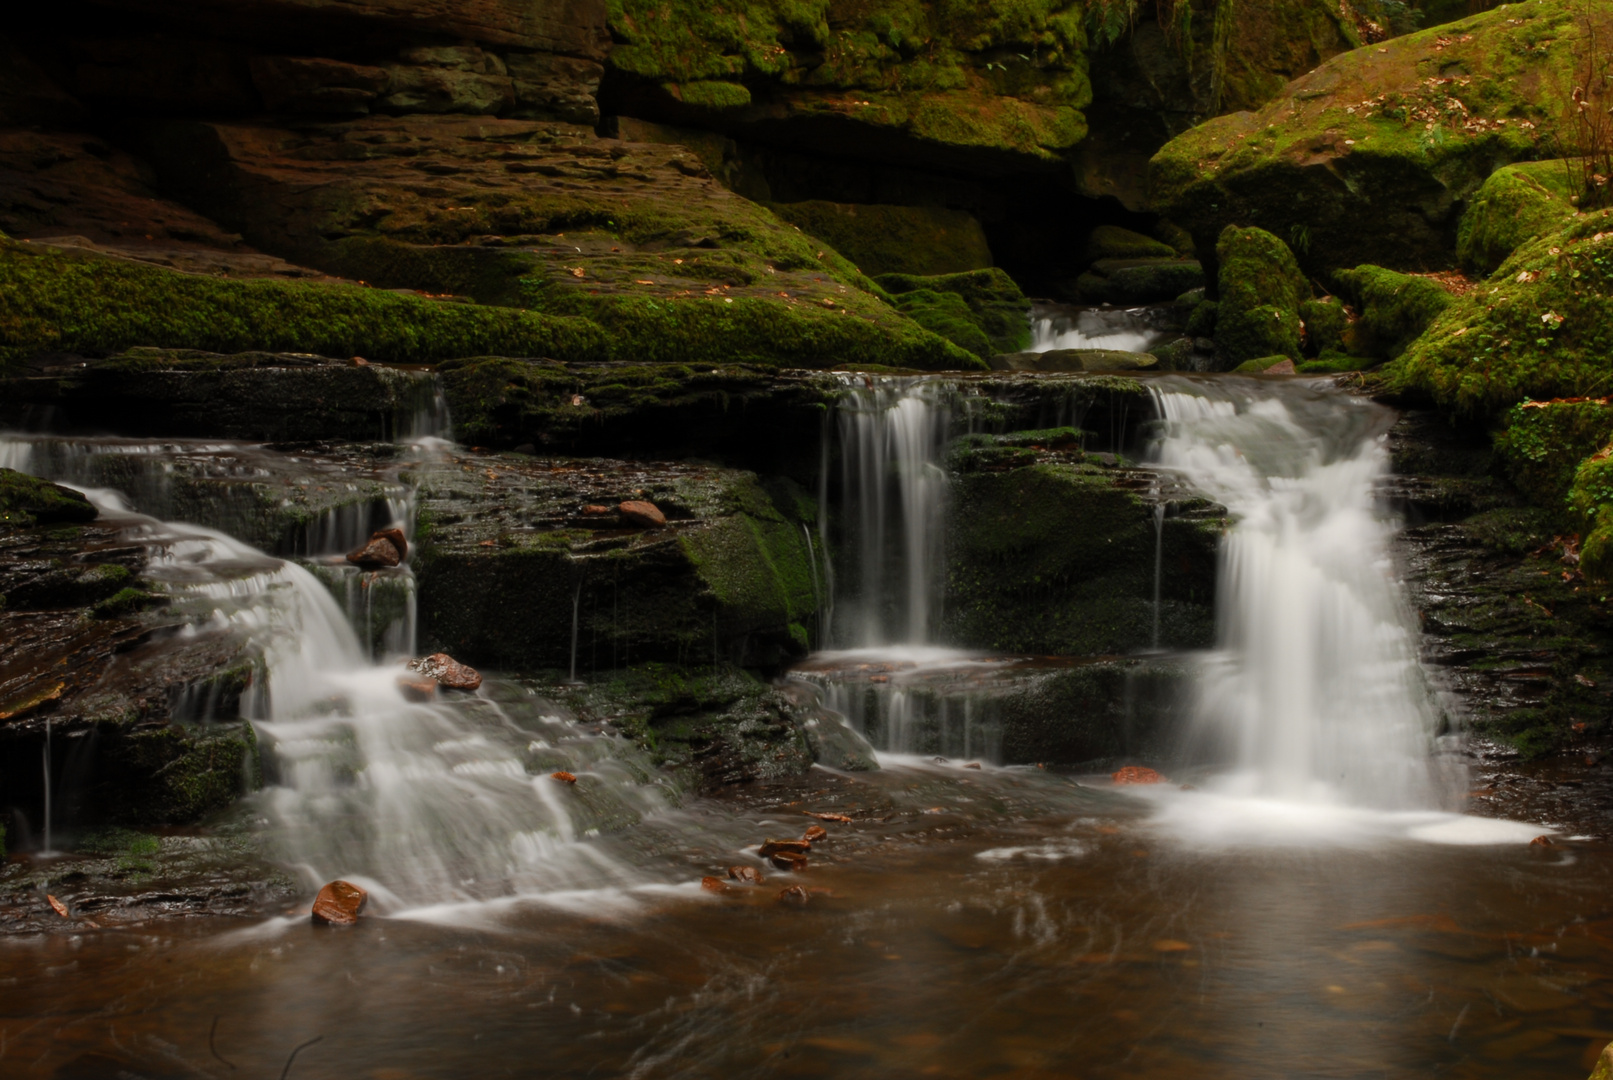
[209, 1015, 236, 1070]
[280, 1035, 323, 1080]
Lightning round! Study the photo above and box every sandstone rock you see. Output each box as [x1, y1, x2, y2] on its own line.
[1112, 765, 1165, 785]
[249, 56, 390, 114]
[777, 884, 809, 905]
[700, 875, 731, 893]
[758, 839, 810, 858]
[617, 500, 666, 528]
[347, 529, 405, 568]
[727, 865, 764, 884]
[802, 825, 827, 843]
[805, 811, 852, 823]
[507, 52, 603, 125]
[407, 652, 481, 690]
[378, 52, 514, 116]
[769, 851, 808, 872]
[311, 879, 368, 925]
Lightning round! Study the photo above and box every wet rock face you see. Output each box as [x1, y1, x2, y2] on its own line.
[0, 517, 261, 836]
[413, 449, 817, 672]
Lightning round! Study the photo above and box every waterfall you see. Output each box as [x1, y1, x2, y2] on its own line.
[1149, 377, 1442, 809]
[1030, 304, 1168, 354]
[831, 378, 951, 646]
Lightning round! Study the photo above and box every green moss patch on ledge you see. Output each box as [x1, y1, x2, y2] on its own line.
[0, 239, 608, 371]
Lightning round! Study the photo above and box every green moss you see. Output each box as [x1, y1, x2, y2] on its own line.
[877, 268, 1031, 357]
[92, 586, 160, 619]
[1151, 0, 1602, 274]
[769, 201, 993, 277]
[1077, 258, 1205, 304]
[1295, 354, 1381, 373]
[676, 79, 753, 109]
[1184, 299, 1219, 338]
[1495, 400, 1613, 510]
[1332, 265, 1452, 360]
[0, 239, 608, 371]
[0, 466, 97, 527]
[1299, 296, 1349, 355]
[1085, 225, 1176, 261]
[1569, 451, 1613, 581]
[1215, 225, 1309, 364]
[1388, 209, 1613, 417]
[1232, 354, 1294, 373]
[1457, 160, 1581, 277]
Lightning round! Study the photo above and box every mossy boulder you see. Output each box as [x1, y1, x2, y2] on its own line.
[877, 268, 1032, 358]
[1299, 295, 1349, 355]
[1151, 0, 1606, 274]
[1496, 399, 1613, 511]
[1388, 209, 1613, 417]
[0, 468, 96, 528]
[1332, 265, 1453, 360]
[769, 202, 994, 277]
[1458, 159, 1582, 277]
[1232, 355, 1296, 374]
[1569, 450, 1613, 582]
[1215, 225, 1309, 364]
[1075, 258, 1206, 304]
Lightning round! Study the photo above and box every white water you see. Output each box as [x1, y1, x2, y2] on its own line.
[1030, 305, 1168, 354]
[1148, 378, 1450, 811]
[831, 378, 952, 646]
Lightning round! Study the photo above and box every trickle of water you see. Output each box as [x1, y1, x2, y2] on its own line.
[831, 378, 951, 645]
[1149, 377, 1447, 809]
[1029, 303, 1168, 354]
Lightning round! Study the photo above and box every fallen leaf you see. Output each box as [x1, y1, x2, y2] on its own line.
[551, 771, 578, 784]
[1112, 766, 1166, 785]
[46, 895, 68, 918]
[805, 812, 852, 823]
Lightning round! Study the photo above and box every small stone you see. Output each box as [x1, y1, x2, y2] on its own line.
[964, 762, 982, 770]
[806, 812, 852, 823]
[582, 504, 611, 516]
[347, 529, 405, 568]
[512, 444, 536, 456]
[617, 500, 666, 528]
[396, 675, 437, 701]
[777, 885, 810, 905]
[1112, 765, 1166, 785]
[769, 851, 808, 872]
[551, 771, 578, 784]
[350, 356, 369, 366]
[312, 879, 368, 925]
[758, 839, 810, 858]
[700, 876, 731, 893]
[802, 825, 827, 843]
[1261, 358, 1297, 375]
[727, 866, 764, 884]
[407, 652, 481, 690]
[1530, 835, 1555, 847]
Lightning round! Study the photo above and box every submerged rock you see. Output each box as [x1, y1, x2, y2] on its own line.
[0, 468, 97, 527]
[408, 653, 482, 691]
[311, 879, 368, 926]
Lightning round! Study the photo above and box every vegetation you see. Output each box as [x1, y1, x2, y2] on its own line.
[1331, 265, 1452, 359]
[1215, 225, 1309, 364]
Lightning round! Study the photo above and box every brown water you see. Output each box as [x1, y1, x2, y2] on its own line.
[4, 763, 1611, 1080]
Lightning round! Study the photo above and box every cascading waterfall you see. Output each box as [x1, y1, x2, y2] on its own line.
[1030, 304, 1169, 354]
[830, 377, 951, 646]
[1149, 377, 1444, 809]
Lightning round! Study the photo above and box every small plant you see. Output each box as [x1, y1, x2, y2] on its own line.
[1565, 7, 1613, 210]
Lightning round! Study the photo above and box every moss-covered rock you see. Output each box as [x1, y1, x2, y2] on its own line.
[877, 268, 1032, 358]
[1076, 257, 1206, 304]
[942, 442, 1221, 654]
[0, 239, 606, 373]
[413, 449, 821, 671]
[1332, 264, 1453, 360]
[991, 348, 1158, 372]
[1085, 225, 1176, 262]
[1298, 295, 1349, 356]
[1388, 209, 1613, 417]
[1457, 159, 1582, 277]
[605, 0, 1091, 172]
[0, 467, 96, 528]
[769, 201, 994, 277]
[1215, 225, 1309, 364]
[1494, 399, 1613, 512]
[1151, 0, 1606, 273]
[1232, 354, 1295, 373]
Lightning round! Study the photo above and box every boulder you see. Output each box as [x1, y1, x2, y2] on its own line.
[507, 52, 603, 125]
[1085, 226, 1177, 263]
[407, 652, 482, 691]
[768, 201, 993, 277]
[1232, 356, 1296, 374]
[877, 269, 1033, 359]
[1456, 160, 1580, 277]
[0, 469, 97, 527]
[311, 879, 368, 926]
[1076, 258, 1205, 304]
[347, 532, 403, 569]
[1215, 226, 1309, 365]
[1331, 266, 1453, 361]
[617, 500, 667, 529]
[1151, 0, 1607, 274]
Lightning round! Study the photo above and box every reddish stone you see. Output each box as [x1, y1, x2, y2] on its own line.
[551, 771, 577, 784]
[408, 652, 482, 691]
[700, 876, 731, 893]
[397, 675, 437, 701]
[582, 504, 611, 516]
[375, 528, 408, 561]
[347, 533, 402, 568]
[964, 762, 982, 770]
[617, 500, 666, 528]
[805, 812, 852, 823]
[758, 839, 810, 858]
[802, 825, 827, 843]
[777, 885, 810, 905]
[311, 880, 368, 925]
[1263, 359, 1297, 375]
[1112, 766, 1166, 785]
[769, 851, 808, 872]
[727, 866, 764, 884]
[1530, 835, 1555, 847]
